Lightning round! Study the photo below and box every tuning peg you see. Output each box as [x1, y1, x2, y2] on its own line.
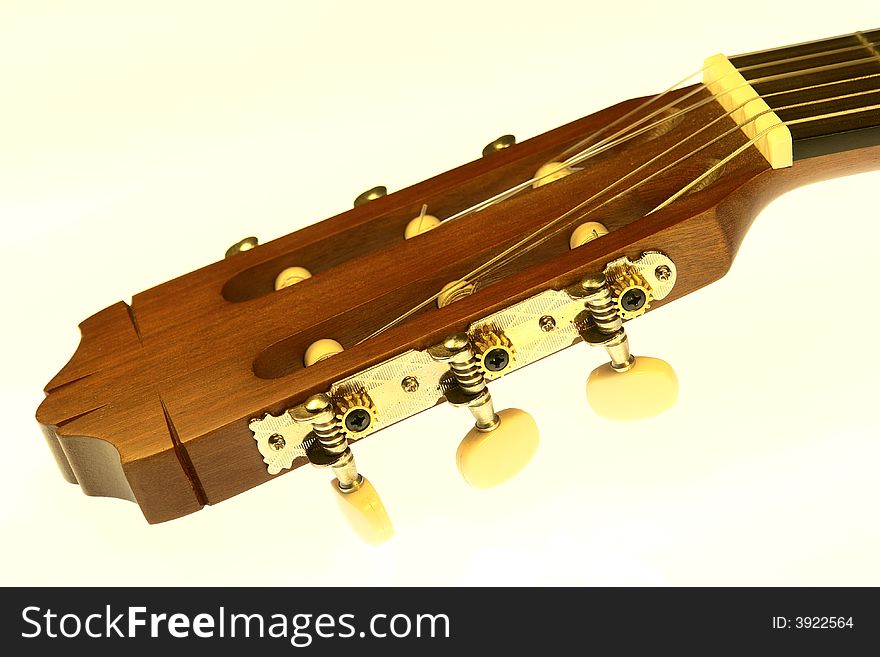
[576, 273, 678, 420]
[482, 134, 516, 157]
[332, 475, 393, 545]
[456, 408, 539, 488]
[293, 394, 394, 545]
[586, 357, 678, 421]
[225, 236, 259, 258]
[353, 185, 387, 208]
[429, 334, 538, 488]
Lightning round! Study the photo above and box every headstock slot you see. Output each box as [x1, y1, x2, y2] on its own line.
[218, 92, 685, 305]
[248, 93, 749, 382]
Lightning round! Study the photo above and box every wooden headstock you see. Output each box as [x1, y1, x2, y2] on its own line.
[36, 32, 880, 532]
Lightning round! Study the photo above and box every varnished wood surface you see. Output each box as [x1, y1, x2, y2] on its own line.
[36, 83, 880, 523]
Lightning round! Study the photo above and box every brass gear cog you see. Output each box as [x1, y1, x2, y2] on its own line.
[471, 325, 515, 377]
[334, 389, 377, 441]
[607, 263, 654, 320]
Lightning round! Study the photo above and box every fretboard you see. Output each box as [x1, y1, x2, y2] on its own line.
[729, 29, 880, 159]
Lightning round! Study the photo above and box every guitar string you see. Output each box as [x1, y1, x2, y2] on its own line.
[436, 49, 880, 266]
[546, 69, 880, 185]
[553, 69, 706, 162]
[736, 37, 880, 73]
[555, 36, 880, 165]
[466, 85, 880, 281]
[478, 89, 880, 274]
[466, 99, 880, 288]
[356, 82, 880, 344]
[544, 54, 880, 190]
[441, 50, 880, 226]
[651, 102, 880, 212]
[440, 78, 709, 224]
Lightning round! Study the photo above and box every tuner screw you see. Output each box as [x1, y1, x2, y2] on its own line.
[621, 288, 648, 313]
[268, 434, 286, 451]
[607, 263, 653, 320]
[539, 315, 556, 332]
[401, 376, 420, 393]
[483, 347, 510, 373]
[344, 408, 372, 434]
[655, 265, 672, 281]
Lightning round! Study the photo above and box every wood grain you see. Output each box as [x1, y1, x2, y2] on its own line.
[36, 84, 880, 523]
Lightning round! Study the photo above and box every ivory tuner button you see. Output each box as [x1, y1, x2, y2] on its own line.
[304, 339, 344, 368]
[333, 476, 394, 545]
[456, 408, 539, 489]
[404, 214, 441, 239]
[274, 266, 312, 291]
[586, 356, 679, 420]
[570, 222, 609, 249]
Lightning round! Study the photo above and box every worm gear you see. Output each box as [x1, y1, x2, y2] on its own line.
[334, 389, 378, 441]
[470, 325, 515, 378]
[607, 263, 654, 320]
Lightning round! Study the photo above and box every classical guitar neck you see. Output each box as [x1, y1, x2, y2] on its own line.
[713, 29, 880, 165]
[37, 29, 880, 540]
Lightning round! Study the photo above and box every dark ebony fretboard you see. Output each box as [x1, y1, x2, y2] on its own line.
[730, 29, 880, 160]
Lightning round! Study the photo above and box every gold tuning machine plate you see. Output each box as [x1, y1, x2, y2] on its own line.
[250, 251, 677, 475]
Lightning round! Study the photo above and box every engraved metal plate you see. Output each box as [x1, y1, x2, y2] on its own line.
[249, 412, 312, 475]
[606, 250, 677, 301]
[330, 350, 450, 441]
[469, 289, 585, 381]
[250, 250, 676, 474]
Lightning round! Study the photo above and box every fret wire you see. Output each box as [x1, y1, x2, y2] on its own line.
[744, 54, 880, 85]
[856, 32, 880, 59]
[731, 29, 880, 65]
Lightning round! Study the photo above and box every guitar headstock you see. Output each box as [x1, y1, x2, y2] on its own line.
[36, 33, 880, 543]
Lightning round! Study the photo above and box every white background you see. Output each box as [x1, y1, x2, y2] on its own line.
[1, 1, 878, 586]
